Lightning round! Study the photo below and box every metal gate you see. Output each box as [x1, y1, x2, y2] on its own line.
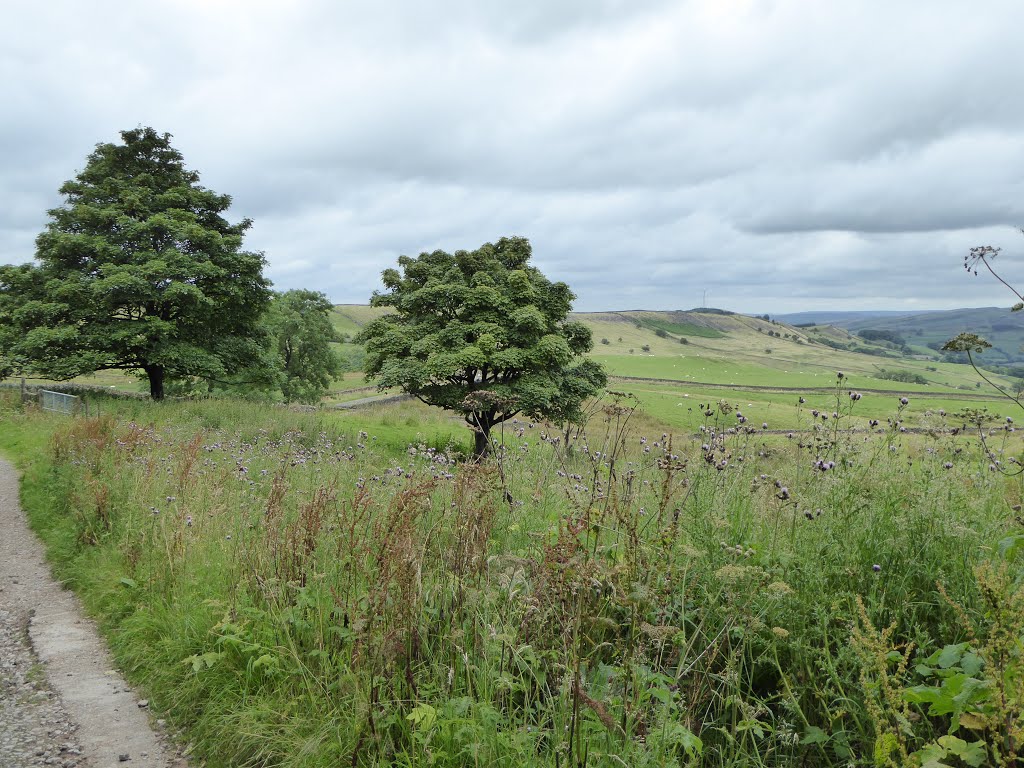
[39, 389, 81, 415]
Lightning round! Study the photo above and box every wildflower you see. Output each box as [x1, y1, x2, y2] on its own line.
[943, 462, 953, 469]
[777, 486, 790, 500]
[849, 391, 862, 401]
[872, 564, 881, 573]
[798, 397, 806, 404]
[185, 515, 193, 527]
[762, 422, 768, 429]
[900, 397, 909, 406]
[836, 371, 844, 379]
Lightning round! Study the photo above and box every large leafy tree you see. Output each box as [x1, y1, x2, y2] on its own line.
[358, 236, 606, 457]
[267, 289, 344, 404]
[0, 127, 271, 399]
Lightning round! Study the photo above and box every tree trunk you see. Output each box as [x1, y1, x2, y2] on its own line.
[472, 428, 491, 460]
[145, 365, 165, 400]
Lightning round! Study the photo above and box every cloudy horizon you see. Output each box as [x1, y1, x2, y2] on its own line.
[3, 0, 1023, 315]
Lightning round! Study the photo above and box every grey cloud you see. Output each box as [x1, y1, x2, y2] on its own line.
[4, 0, 1024, 314]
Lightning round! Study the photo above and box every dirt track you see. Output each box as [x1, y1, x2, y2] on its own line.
[0, 458, 187, 768]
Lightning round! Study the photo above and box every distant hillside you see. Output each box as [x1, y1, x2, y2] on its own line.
[576, 307, 1012, 392]
[329, 304, 1016, 391]
[776, 310, 924, 326]
[330, 304, 391, 340]
[832, 307, 1024, 365]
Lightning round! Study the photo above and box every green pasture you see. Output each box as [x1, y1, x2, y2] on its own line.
[594, 351, 1003, 392]
[582, 309, 1013, 394]
[618, 379, 1022, 437]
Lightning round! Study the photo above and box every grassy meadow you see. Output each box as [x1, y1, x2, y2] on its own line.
[1, 378, 1022, 767]
[1, 307, 1022, 766]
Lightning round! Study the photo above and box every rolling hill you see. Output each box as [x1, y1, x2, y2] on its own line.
[330, 303, 1016, 387]
[837, 307, 1024, 365]
[777, 307, 1024, 366]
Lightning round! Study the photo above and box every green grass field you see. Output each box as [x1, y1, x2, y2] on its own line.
[577, 309, 1016, 437]
[0, 371, 1021, 767]
[2, 307, 1022, 766]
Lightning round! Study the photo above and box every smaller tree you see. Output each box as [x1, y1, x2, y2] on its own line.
[358, 237, 606, 458]
[267, 290, 343, 404]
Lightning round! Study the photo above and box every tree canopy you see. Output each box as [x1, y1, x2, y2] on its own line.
[0, 127, 271, 399]
[358, 236, 606, 457]
[267, 290, 343, 404]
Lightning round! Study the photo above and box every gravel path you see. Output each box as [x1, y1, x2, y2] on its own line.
[0, 458, 188, 768]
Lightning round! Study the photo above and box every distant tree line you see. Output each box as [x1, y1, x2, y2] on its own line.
[857, 329, 907, 346]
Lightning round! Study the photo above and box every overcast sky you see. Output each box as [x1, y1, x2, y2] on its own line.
[3, 0, 1023, 314]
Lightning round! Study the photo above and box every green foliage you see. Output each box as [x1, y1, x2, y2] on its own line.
[943, 333, 993, 354]
[853, 556, 1024, 767]
[358, 236, 606, 455]
[858, 329, 907, 346]
[0, 127, 271, 399]
[877, 369, 930, 385]
[267, 290, 343, 404]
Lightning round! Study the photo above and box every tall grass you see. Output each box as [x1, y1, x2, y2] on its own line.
[0, 387, 1020, 766]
